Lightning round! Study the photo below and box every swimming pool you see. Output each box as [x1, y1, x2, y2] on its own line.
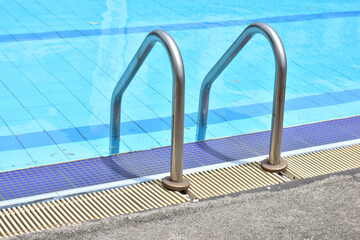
[0, 0, 360, 172]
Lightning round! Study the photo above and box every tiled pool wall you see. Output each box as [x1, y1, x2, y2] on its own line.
[0, 0, 360, 171]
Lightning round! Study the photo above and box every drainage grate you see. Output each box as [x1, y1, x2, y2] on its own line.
[2, 144, 360, 238]
[0, 180, 189, 238]
[185, 162, 287, 200]
[284, 144, 360, 179]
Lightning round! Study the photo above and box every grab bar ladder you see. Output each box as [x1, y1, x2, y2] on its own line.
[196, 22, 288, 172]
[109, 30, 190, 190]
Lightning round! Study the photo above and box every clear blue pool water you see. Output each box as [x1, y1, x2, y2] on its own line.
[0, 0, 360, 172]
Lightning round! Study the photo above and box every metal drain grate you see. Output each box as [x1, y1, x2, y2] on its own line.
[0, 180, 189, 238]
[284, 144, 360, 179]
[185, 162, 287, 200]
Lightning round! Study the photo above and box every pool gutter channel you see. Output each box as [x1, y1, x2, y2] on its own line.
[1, 143, 360, 238]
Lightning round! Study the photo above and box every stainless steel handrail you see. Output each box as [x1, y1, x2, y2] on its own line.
[196, 22, 288, 172]
[109, 30, 190, 190]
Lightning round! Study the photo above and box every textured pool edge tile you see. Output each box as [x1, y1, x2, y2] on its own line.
[0, 115, 360, 203]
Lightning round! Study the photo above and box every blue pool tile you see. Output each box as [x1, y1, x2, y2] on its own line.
[47, 128, 86, 144]
[27, 145, 70, 165]
[0, 87, 12, 100]
[287, 118, 360, 147]
[185, 126, 216, 143]
[78, 29, 102, 37]
[228, 118, 268, 134]
[88, 138, 129, 157]
[76, 92, 108, 107]
[324, 105, 358, 119]
[341, 99, 360, 114]
[328, 90, 360, 103]
[237, 104, 271, 118]
[135, 118, 170, 133]
[0, 166, 74, 200]
[308, 93, 342, 107]
[116, 93, 145, 109]
[102, 156, 141, 179]
[116, 147, 171, 176]
[124, 106, 159, 121]
[0, 107, 34, 121]
[121, 133, 161, 151]
[11, 33, 38, 42]
[34, 31, 60, 40]
[0, 149, 36, 171]
[63, 79, 93, 91]
[184, 114, 197, 127]
[249, 115, 273, 130]
[161, 114, 197, 128]
[229, 131, 271, 156]
[17, 95, 51, 108]
[6, 82, 40, 97]
[55, 102, 91, 117]
[303, 105, 352, 124]
[283, 109, 319, 127]
[65, 113, 103, 127]
[148, 130, 172, 146]
[281, 129, 313, 151]
[184, 137, 257, 166]
[77, 124, 108, 140]
[88, 138, 109, 156]
[7, 119, 44, 134]
[206, 122, 243, 139]
[349, 89, 360, 98]
[0, 97, 23, 110]
[57, 142, 100, 161]
[56, 30, 84, 38]
[0, 120, 13, 136]
[286, 96, 316, 111]
[36, 117, 73, 131]
[120, 121, 147, 136]
[53, 156, 140, 188]
[0, 135, 24, 151]
[26, 106, 63, 119]
[17, 131, 55, 148]
[187, 110, 226, 125]
[337, 117, 360, 137]
[36, 82, 70, 94]
[0, 34, 15, 42]
[206, 110, 227, 124]
[45, 92, 79, 105]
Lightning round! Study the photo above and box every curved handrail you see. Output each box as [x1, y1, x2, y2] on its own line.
[110, 30, 189, 190]
[196, 22, 287, 171]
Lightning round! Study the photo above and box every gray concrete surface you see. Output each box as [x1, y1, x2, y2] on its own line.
[13, 169, 360, 240]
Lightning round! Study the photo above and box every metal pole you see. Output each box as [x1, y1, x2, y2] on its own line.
[196, 22, 287, 172]
[109, 30, 190, 190]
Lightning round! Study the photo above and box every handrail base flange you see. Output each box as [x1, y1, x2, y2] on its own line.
[261, 157, 288, 173]
[162, 176, 190, 191]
